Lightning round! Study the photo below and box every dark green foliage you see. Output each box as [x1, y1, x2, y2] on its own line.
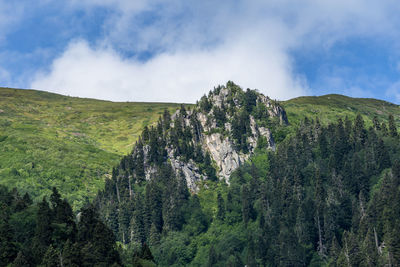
[244, 88, 258, 113]
[0, 187, 121, 267]
[12, 251, 29, 267]
[41, 245, 60, 267]
[78, 205, 121, 266]
[389, 114, 398, 137]
[203, 152, 217, 180]
[32, 198, 53, 263]
[216, 192, 225, 221]
[62, 239, 81, 267]
[0, 212, 18, 266]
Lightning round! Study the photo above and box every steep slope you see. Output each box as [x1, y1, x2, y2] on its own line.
[97, 81, 287, 244]
[0, 87, 181, 207]
[108, 81, 287, 193]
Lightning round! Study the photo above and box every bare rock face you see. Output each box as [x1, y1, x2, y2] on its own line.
[204, 133, 246, 179]
[127, 82, 288, 191]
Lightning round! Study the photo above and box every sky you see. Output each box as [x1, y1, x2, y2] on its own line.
[1, 1, 400, 104]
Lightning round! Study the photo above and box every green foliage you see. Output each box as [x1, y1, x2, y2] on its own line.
[0, 186, 121, 266]
[0, 87, 182, 209]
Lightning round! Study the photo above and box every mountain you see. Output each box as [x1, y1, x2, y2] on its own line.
[96, 82, 400, 266]
[2, 82, 400, 266]
[107, 81, 286, 193]
[0, 87, 181, 208]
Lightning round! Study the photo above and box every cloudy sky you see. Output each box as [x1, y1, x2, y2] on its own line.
[1, 0, 400, 103]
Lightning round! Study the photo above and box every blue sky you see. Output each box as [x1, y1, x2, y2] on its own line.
[1, 1, 400, 103]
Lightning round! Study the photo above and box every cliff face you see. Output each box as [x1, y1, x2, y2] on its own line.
[118, 82, 288, 191]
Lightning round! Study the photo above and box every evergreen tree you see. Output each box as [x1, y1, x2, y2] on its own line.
[130, 194, 146, 245]
[62, 239, 81, 267]
[360, 228, 379, 267]
[373, 116, 381, 130]
[32, 198, 53, 263]
[140, 243, 154, 261]
[389, 114, 398, 137]
[11, 251, 29, 267]
[203, 152, 217, 181]
[78, 205, 121, 266]
[149, 223, 161, 247]
[0, 212, 17, 266]
[217, 192, 225, 220]
[41, 245, 60, 267]
[207, 245, 218, 267]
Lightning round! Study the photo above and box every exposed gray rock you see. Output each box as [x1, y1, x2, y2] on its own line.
[128, 82, 287, 191]
[203, 133, 246, 180]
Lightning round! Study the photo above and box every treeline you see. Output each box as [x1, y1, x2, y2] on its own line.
[0, 186, 123, 267]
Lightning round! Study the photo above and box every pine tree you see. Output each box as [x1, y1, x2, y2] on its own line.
[217, 192, 225, 220]
[11, 251, 29, 267]
[62, 239, 81, 267]
[241, 184, 252, 225]
[0, 212, 17, 266]
[41, 245, 60, 267]
[314, 168, 326, 257]
[140, 243, 154, 261]
[130, 194, 146, 245]
[389, 114, 398, 137]
[149, 223, 161, 247]
[360, 228, 379, 267]
[78, 205, 121, 266]
[388, 220, 400, 266]
[32, 198, 53, 263]
[353, 114, 367, 147]
[203, 152, 217, 181]
[162, 109, 171, 130]
[373, 116, 381, 130]
[207, 245, 218, 267]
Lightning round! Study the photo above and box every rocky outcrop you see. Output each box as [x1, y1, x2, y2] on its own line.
[203, 133, 246, 179]
[126, 82, 288, 191]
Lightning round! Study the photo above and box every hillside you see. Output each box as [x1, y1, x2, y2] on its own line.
[0, 87, 182, 208]
[2, 83, 400, 266]
[283, 94, 400, 126]
[95, 83, 400, 266]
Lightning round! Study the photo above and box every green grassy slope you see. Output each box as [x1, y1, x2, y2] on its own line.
[0, 87, 182, 208]
[282, 94, 400, 126]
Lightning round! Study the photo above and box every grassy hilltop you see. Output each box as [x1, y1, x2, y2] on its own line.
[283, 94, 400, 126]
[0, 87, 182, 208]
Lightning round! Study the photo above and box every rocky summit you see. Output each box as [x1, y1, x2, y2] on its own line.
[114, 81, 288, 192]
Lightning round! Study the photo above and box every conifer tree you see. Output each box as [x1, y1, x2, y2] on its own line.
[130, 194, 146, 245]
[11, 251, 29, 267]
[373, 116, 381, 130]
[0, 212, 17, 266]
[32, 198, 53, 263]
[41, 245, 60, 267]
[62, 239, 81, 267]
[207, 245, 218, 267]
[217, 192, 225, 221]
[389, 114, 398, 137]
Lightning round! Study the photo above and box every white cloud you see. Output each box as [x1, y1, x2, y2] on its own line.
[31, 37, 307, 103]
[30, 0, 400, 102]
